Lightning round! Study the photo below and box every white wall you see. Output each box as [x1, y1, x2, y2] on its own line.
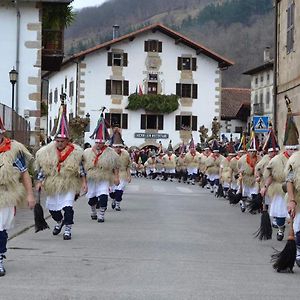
[48, 30, 220, 148]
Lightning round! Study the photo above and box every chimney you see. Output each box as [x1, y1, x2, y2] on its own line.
[263, 46, 271, 63]
[113, 25, 120, 39]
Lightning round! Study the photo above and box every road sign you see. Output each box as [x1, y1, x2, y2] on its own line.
[253, 116, 269, 133]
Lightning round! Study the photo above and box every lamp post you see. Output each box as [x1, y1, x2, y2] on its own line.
[9, 68, 18, 139]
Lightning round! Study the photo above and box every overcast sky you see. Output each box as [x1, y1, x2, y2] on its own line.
[72, 0, 108, 10]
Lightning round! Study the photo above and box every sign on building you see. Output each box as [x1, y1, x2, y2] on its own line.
[134, 133, 169, 139]
[253, 115, 269, 133]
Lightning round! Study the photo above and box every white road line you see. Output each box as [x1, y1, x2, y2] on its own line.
[175, 186, 193, 193]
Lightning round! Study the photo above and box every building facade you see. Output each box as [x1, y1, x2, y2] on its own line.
[45, 24, 233, 149]
[275, 0, 300, 145]
[0, 0, 72, 145]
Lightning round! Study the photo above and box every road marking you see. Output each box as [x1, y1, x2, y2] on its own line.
[176, 186, 193, 193]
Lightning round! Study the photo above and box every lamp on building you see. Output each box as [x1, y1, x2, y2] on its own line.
[9, 68, 18, 139]
[85, 112, 90, 132]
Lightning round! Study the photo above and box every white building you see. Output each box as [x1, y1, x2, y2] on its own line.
[45, 23, 233, 149]
[243, 48, 274, 123]
[0, 0, 72, 145]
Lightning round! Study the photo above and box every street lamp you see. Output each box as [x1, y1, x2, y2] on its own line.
[9, 68, 18, 139]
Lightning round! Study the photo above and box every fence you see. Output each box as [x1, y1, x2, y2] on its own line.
[0, 103, 30, 145]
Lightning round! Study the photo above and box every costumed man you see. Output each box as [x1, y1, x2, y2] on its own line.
[284, 96, 300, 266]
[238, 131, 261, 212]
[35, 100, 87, 240]
[145, 150, 157, 179]
[220, 140, 237, 198]
[205, 140, 223, 194]
[199, 142, 211, 188]
[136, 157, 144, 177]
[155, 142, 165, 180]
[110, 127, 131, 211]
[176, 143, 187, 183]
[83, 110, 120, 222]
[185, 136, 201, 185]
[162, 140, 176, 182]
[0, 117, 35, 276]
[262, 127, 291, 241]
[230, 135, 247, 194]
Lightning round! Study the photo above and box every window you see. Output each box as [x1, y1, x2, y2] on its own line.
[149, 73, 158, 81]
[54, 88, 58, 103]
[255, 77, 258, 85]
[287, 0, 295, 53]
[144, 40, 162, 52]
[254, 94, 258, 104]
[267, 73, 270, 83]
[69, 81, 74, 97]
[106, 80, 129, 96]
[148, 82, 157, 95]
[140, 114, 163, 130]
[65, 77, 67, 90]
[260, 75, 264, 83]
[235, 126, 243, 133]
[175, 115, 197, 131]
[176, 83, 198, 99]
[107, 52, 128, 67]
[266, 90, 270, 109]
[61, 84, 64, 95]
[177, 57, 197, 71]
[105, 113, 128, 129]
[49, 91, 53, 105]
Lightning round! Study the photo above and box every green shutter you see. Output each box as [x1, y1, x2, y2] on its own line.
[192, 116, 197, 131]
[123, 53, 128, 66]
[175, 115, 181, 131]
[141, 114, 146, 129]
[106, 80, 112, 95]
[122, 114, 128, 129]
[107, 52, 112, 66]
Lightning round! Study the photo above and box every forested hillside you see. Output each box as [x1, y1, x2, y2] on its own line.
[65, 0, 274, 87]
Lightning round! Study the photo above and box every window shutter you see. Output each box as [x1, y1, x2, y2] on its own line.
[122, 114, 128, 129]
[105, 113, 111, 126]
[177, 57, 182, 70]
[192, 58, 197, 71]
[123, 80, 129, 96]
[144, 41, 149, 52]
[192, 116, 197, 131]
[176, 83, 182, 97]
[106, 80, 112, 95]
[175, 115, 181, 131]
[141, 114, 146, 129]
[123, 53, 128, 66]
[158, 115, 163, 130]
[158, 41, 162, 52]
[107, 52, 112, 66]
[192, 84, 198, 99]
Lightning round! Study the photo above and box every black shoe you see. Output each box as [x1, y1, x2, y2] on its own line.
[52, 221, 64, 235]
[116, 207, 121, 211]
[97, 218, 104, 223]
[111, 201, 116, 210]
[0, 255, 6, 277]
[63, 233, 72, 240]
[240, 202, 246, 213]
[276, 232, 284, 241]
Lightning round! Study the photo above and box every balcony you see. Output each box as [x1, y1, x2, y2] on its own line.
[253, 103, 264, 115]
[42, 29, 64, 71]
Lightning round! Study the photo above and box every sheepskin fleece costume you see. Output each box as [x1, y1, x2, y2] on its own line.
[220, 157, 232, 184]
[162, 153, 177, 170]
[205, 153, 223, 176]
[239, 153, 261, 188]
[184, 151, 201, 168]
[117, 149, 131, 180]
[266, 152, 288, 198]
[83, 146, 119, 184]
[255, 154, 271, 190]
[35, 142, 83, 196]
[0, 139, 32, 209]
[229, 155, 241, 186]
[176, 156, 187, 172]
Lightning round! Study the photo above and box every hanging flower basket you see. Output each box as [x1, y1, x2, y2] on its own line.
[126, 94, 179, 114]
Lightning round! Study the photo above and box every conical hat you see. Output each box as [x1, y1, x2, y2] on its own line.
[237, 132, 247, 152]
[90, 107, 110, 143]
[189, 134, 195, 150]
[247, 130, 258, 151]
[284, 95, 299, 149]
[111, 126, 125, 147]
[0, 116, 6, 134]
[263, 125, 279, 152]
[53, 98, 69, 139]
[212, 140, 219, 152]
[167, 140, 173, 152]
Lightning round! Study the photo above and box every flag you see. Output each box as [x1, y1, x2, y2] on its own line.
[138, 84, 143, 96]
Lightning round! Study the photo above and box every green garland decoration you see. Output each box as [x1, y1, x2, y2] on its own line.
[126, 94, 179, 114]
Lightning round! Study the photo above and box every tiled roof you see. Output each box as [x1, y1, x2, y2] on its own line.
[243, 61, 273, 75]
[221, 88, 251, 120]
[63, 23, 233, 68]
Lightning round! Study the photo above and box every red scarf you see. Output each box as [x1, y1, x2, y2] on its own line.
[93, 146, 107, 166]
[168, 154, 172, 161]
[56, 143, 75, 172]
[283, 151, 290, 159]
[246, 153, 257, 170]
[226, 156, 231, 162]
[211, 153, 219, 160]
[0, 137, 11, 153]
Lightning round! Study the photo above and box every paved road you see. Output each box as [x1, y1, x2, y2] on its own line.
[3, 178, 300, 300]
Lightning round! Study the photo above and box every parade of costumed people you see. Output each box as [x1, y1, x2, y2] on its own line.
[0, 116, 35, 276]
[162, 140, 177, 182]
[184, 135, 201, 185]
[155, 142, 165, 181]
[82, 108, 120, 223]
[35, 98, 87, 241]
[176, 143, 187, 184]
[110, 124, 131, 211]
[145, 149, 157, 179]
[199, 142, 211, 188]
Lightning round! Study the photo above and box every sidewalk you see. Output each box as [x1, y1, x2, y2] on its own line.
[8, 191, 49, 239]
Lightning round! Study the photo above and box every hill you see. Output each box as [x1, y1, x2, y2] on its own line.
[65, 0, 274, 87]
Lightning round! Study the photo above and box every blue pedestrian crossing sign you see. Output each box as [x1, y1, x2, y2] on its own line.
[253, 116, 269, 133]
